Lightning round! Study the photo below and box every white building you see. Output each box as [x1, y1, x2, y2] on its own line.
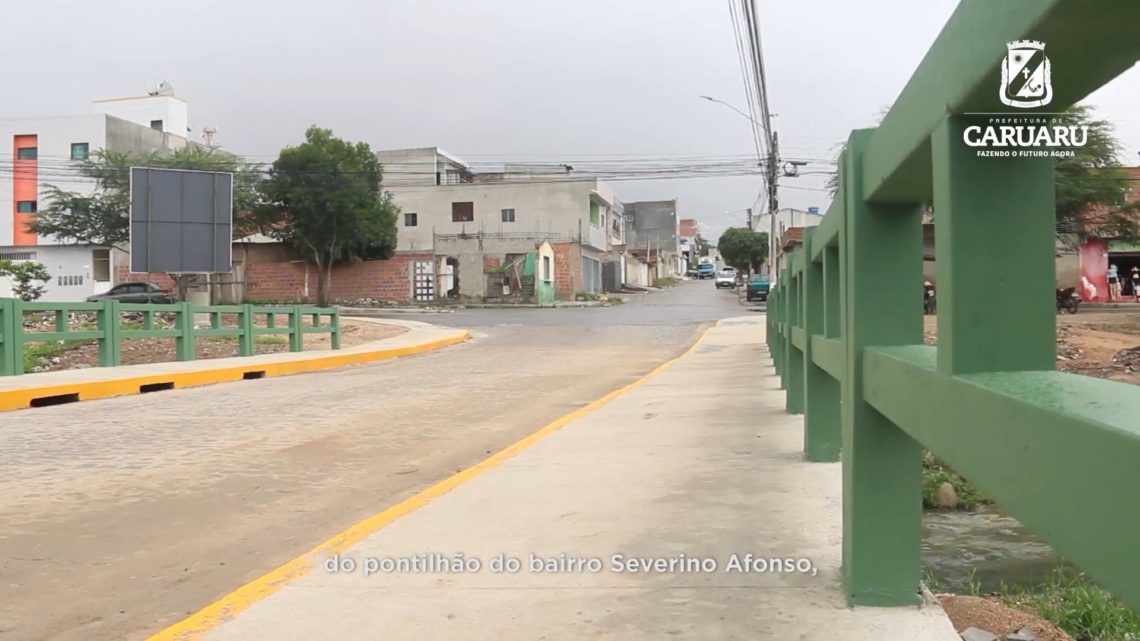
[1, 93, 191, 301]
[376, 147, 623, 296]
[751, 207, 825, 277]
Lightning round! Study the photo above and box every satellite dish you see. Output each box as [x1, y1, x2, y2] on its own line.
[157, 81, 175, 96]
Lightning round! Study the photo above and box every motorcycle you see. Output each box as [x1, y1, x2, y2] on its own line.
[1056, 287, 1080, 314]
[923, 281, 937, 315]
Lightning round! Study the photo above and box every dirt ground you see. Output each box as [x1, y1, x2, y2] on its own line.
[22, 319, 406, 373]
[922, 312, 1140, 386]
[939, 595, 1074, 641]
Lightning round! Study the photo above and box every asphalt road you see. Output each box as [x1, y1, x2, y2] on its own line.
[0, 281, 746, 641]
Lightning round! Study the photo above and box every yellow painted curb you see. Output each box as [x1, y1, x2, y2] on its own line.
[0, 331, 469, 413]
[143, 321, 718, 641]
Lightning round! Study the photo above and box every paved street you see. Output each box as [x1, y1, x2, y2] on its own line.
[0, 281, 744, 641]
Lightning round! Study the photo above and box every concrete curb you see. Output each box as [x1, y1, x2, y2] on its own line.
[0, 320, 469, 413]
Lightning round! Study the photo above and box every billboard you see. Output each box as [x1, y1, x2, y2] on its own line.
[129, 167, 234, 274]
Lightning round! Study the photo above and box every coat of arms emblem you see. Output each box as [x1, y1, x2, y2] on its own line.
[1001, 40, 1052, 108]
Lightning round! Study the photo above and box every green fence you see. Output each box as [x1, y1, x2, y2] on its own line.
[0, 299, 339, 376]
[767, 0, 1140, 612]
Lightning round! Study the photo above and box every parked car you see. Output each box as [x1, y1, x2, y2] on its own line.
[697, 263, 716, 279]
[86, 282, 175, 304]
[746, 274, 770, 301]
[715, 267, 737, 289]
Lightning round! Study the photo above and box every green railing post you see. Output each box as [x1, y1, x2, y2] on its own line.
[803, 229, 840, 461]
[932, 116, 1056, 375]
[175, 302, 195, 361]
[840, 129, 925, 606]
[0, 298, 18, 376]
[98, 299, 121, 367]
[289, 306, 304, 352]
[786, 261, 805, 414]
[238, 304, 255, 357]
[781, 276, 792, 390]
[329, 308, 341, 350]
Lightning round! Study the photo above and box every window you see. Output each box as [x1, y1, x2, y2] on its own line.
[404, 212, 418, 227]
[16, 201, 36, 213]
[150, 120, 164, 131]
[71, 143, 90, 160]
[93, 248, 111, 282]
[451, 201, 474, 222]
[16, 147, 37, 160]
[589, 202, 601, 227]
[501, 208, 516, 223]
[543, 256, 552, 281]
[58, 275, 84, 287]
[0, 251, 36, 261]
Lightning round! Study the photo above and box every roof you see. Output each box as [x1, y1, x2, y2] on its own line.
[780, 226, 805, 250]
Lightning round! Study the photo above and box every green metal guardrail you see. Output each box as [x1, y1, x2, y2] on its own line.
[767, 0, 1140, 612]
[0, 299, 339, 376]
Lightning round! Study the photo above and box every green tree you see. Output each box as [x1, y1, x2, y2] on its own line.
[718, 227, 769, 273]
[257, 126, 399, 306]
[0, 260, 52, 301]
[32, 146, 264, 246]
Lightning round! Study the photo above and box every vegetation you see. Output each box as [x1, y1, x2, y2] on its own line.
[33, 147, 264, 247]
[0, 260, 52, 301]
[257, 126, 399, 306]
[717, 227, 768, 273]
[922, 452, 990, 510]
[22, 340, 87, 372]
[1003, 571, 1140, 641]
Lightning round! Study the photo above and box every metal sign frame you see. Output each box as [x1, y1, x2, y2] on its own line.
[128, 166, 235, 274]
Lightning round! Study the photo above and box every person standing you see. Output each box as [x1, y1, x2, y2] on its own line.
[1132, 266, 1140, 302]
[1108, 263, 1120, 301]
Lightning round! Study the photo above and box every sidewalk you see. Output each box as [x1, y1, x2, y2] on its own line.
[0, 318, 467, 411]
[160, 316, 957, 641]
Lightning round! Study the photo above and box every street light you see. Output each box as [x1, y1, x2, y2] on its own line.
[699, 95, 765, 128]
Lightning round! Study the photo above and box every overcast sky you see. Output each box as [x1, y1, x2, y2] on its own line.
[7, 0, 1140, 242]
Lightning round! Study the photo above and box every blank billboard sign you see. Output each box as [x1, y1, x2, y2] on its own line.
[130, 167, 234, 273]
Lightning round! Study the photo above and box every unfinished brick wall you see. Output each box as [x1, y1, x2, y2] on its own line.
[552, 242, 582, 300]
[114, 266, 177, 290]
[245, 253, 430, 303]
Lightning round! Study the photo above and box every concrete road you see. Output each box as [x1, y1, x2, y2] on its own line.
[0, 281, 744, 641]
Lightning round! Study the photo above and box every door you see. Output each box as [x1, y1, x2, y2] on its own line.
[413, 260, 435, 302]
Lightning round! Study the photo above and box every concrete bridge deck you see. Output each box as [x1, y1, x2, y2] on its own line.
[158, 316, 957, 641]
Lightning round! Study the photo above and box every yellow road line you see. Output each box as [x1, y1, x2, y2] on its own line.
[143, 320, 718, 641]
[0, 331, 469, 413]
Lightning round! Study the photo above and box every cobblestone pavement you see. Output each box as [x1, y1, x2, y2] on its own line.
[0, 281, 744, 641]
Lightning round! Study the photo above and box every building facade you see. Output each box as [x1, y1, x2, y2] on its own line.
[624, 200, 681, 279]
[381, 148, 621, 299]
[753, 207, 824, 279]
[1, 94, 190, 301]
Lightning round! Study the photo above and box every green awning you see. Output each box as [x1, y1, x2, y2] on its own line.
[1109, 240, 1140, 253]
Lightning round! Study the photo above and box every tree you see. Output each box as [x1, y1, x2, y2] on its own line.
[32, 146, 264, 246]
[257, 126, 399, 306]
[718, 227, 769, 273]
[0, 260, 52, 302]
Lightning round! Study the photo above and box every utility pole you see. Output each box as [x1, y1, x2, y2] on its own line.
[768, 131, 779, 277]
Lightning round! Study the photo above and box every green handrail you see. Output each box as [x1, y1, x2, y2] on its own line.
[767, 0, 1140, 611]
[0, 299, 339, 376]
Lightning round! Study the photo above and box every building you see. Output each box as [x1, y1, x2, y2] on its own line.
[624, 200, 681, 279]
[1073, 166, 1140, 302]
[241, 147, 624, 303]
[753, 207, 824, 278]
[1, 92, 191, 301]
[678, 218, 700, 272]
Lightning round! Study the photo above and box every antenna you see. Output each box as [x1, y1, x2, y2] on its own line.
[202, 126, 218, 148]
